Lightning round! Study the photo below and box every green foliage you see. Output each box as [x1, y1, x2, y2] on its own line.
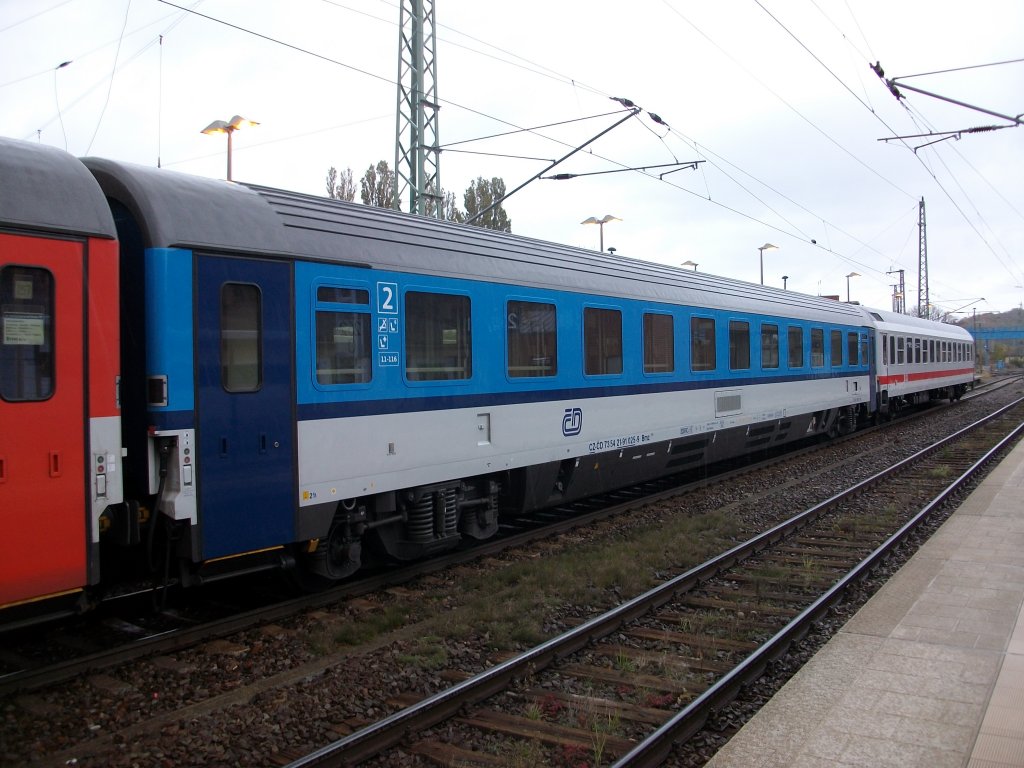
[360, 160, 395, 208]
[463, 176, 512, 232]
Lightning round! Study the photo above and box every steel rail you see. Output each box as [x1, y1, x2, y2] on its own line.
[612, 411, 1024, 765]
[286, 396, 1024, 767]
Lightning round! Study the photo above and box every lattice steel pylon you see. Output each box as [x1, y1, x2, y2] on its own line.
[917, 197, 929, 317]
[394, 0, 442, 218]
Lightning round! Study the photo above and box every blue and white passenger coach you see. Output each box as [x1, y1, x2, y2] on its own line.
[85, 158, 876, 583]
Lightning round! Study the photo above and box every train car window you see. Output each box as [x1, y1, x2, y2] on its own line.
[405, 291, 472, 381]
[889, 336, 895, 365]
[221, 282, 262, 393]
[317, 286, 369, 305]
[830, 330, 843, 367]
[584, 307, 622, 375]
[859, 334, 869, 367]
[787, 326, 803, 368]
[811, 328, 824, 367]
[691, 317, 716, 371]
[643, 312, 674, 374]
[896, 336, 905, 365]
[930, 339, 936, 361]
[315, 311, 371, 384]
[914, 338, 922, 364]
[508, 300, 557, 378]
[882, 333, 888, 365]
[729, 321, 751, 370]
[761, 323, 779, 369]
[847, 332, 859, 366]
[1, 266, 54, 401]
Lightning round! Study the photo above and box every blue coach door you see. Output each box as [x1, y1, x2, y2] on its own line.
[196, 255, 295, 559]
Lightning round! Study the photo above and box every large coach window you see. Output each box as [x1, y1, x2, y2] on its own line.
[1, 266, 54, 401]
[897, 337, 905, 364]
[406, 292, 472, 381]
[691, 317, 716, 371]
[221, 282, 261, 392]
[847, 332, 859, 366]
[830, 329, 843, 367]
[508, 300, 557, 377]
[788, 326, 804, 368]
[584, 307, 622, 375]
[315, 286, 371, 385]
[761, 323, 780, 369]
[811, 328, 825, 367]
[729, 320, 751, 370]
[643, 312, 674, 373]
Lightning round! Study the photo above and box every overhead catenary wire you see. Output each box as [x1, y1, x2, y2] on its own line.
[19, 0, 1016, 307]
[157, 0, 936, 289]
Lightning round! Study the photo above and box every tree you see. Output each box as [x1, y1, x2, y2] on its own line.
[360, 160, 395, 208]
[325, 166, 356, 201]
[423, 184, 464, 222]
[463, 176, 511, 232]
[442, 190, 464, 223]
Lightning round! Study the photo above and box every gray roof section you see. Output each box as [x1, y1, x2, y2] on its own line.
[866, 306, 974, 340]
[82, 157, 869, 325]
[0, 137, 115, 239]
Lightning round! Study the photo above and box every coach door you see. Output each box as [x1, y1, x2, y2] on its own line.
[195, 255, 295, 560]
[0, 235, 86, 604]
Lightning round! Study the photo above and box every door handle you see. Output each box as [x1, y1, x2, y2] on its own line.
[0, 455, 6, 483]
[49, 451, 62, 477]
[220, 437, 229, 457]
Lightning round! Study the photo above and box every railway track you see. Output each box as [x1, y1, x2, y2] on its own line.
[284, 395, 1024, 767]
[0, 382, 974, 699]
[2, 380, 1021, 766]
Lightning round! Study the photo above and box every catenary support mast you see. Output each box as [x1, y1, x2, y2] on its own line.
[394, 0, 442, 218]
[917, 197, 929, 317]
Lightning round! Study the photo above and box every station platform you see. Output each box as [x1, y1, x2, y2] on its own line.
[706, 436, 1024, 768]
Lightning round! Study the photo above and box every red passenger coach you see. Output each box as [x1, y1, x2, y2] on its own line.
[0, 138, 122, 621]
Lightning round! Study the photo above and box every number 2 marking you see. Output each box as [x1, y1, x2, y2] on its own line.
[377, 282, 398, 314]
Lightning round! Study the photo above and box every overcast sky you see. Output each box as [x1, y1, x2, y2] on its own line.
[3, 0, 1022, 318]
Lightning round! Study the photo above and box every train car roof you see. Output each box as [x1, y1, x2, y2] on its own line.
[0, 137, 116, 239]
[863, 306, 974, 340]
[83, 157, 873, 325]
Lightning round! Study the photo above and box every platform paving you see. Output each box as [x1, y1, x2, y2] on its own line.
[706, 435, 1024, 768]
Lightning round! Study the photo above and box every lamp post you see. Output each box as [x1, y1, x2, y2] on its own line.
[757, 243, 778, 285]
[201, 115, 259, 181]
[682, 260, 699, 271]
[782, 275, 788, 290]
[581, 215, 620, 252]
[845, 271, 860, 303]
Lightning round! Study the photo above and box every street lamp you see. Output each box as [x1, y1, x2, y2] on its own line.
[845, 271, 860, 303]
[201, 114, 259, 181]
[757, 243, 778, 285]
[581, 215, 620, 252]
[782, 275, 789, 290]
[682, 260, 699, 271]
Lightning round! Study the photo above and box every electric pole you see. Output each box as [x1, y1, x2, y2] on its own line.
[887, 268, 906, 314]
[394, 0, 442, 218]
[917, 198, 929, 317]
